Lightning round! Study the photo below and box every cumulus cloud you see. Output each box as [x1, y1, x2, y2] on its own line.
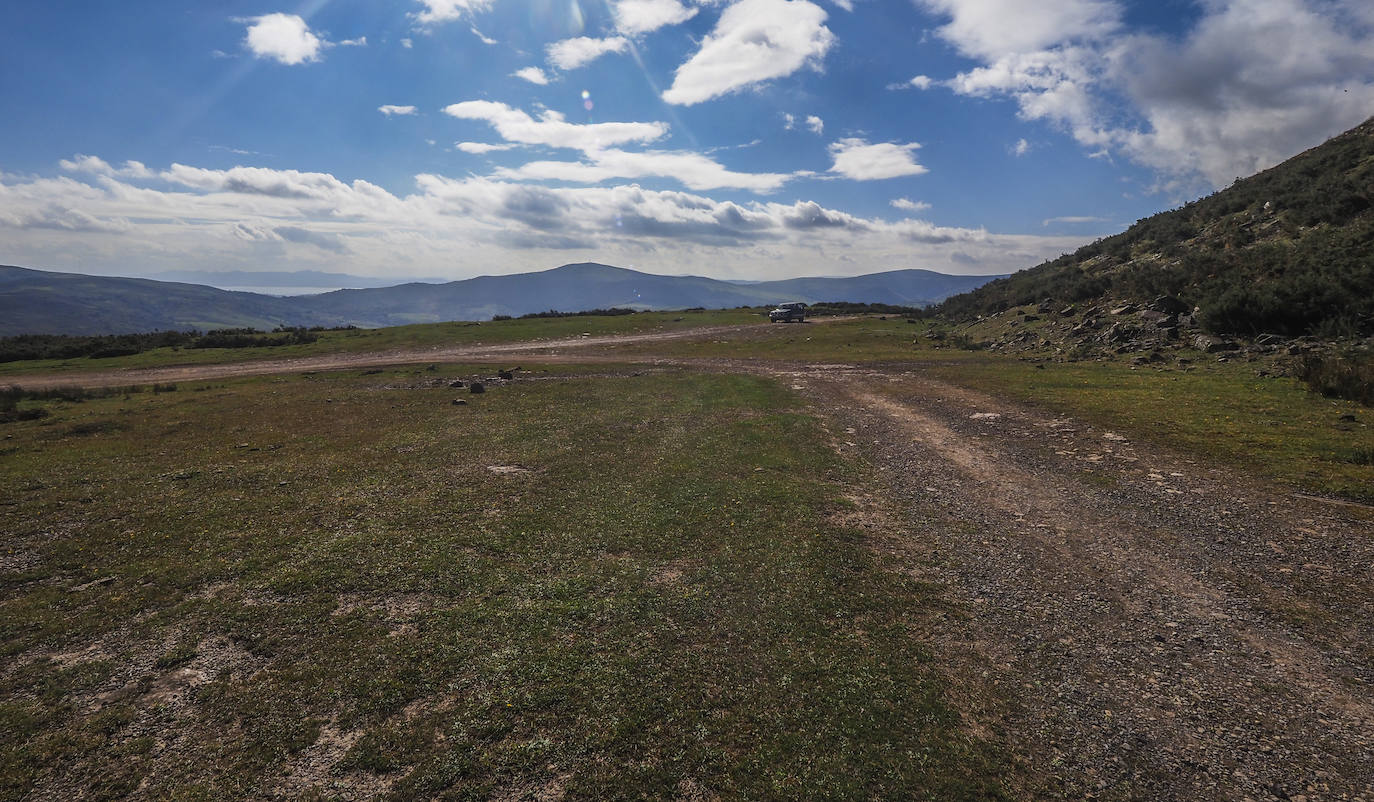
[495, 148, 795, 192]
[546, 36, 629, 70]
[442, 101, 668, 151]
[456, 142, 517, 154]
[379, 105, 418, 116]
[2, 156, 1090, 280]
[917, 0, 1120, 60]
[512, 67, 550, 85]
[1013, 138, 1031, 156]
[662, 0, 835, 106]
[614, 0, 698, 35]
[412, 0, 494, 25]
[828, 139, 928, 180]
[890, 197, 932, 212]
[274, 226, 350, 253]
[805, 115, 824, 134]
[782, 113, 795, 130]
[243, 14, 325, 65]
[925, 0, 1374, 190]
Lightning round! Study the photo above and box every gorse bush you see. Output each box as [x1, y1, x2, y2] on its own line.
[1295, 351, 1374, 407]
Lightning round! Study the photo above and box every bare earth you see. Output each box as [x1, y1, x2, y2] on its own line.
[12, 323, 1374, 800]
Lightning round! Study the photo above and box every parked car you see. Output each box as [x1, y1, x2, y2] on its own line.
[769, 302, 808, 323]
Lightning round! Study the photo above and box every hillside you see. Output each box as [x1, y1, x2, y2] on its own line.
[0, 262, 1000, 336]
[936, 115, 1374, 338]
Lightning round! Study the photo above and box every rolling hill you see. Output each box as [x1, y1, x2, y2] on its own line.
[0, 263, 1001, 336]
[935, 115, 1374, 338]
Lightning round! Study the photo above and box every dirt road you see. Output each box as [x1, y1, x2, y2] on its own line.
[10, 327, 1373, 799]
[774, 363, 1374, 801]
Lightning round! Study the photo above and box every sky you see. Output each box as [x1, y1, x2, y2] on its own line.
[1, 0, 1372, 284]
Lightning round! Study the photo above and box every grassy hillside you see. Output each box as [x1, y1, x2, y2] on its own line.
[937, 116, 1374, 337]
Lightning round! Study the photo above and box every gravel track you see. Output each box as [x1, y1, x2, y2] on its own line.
[773, 363, 1374, 801]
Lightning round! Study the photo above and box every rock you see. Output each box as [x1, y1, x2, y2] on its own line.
[1110, 303, 1139, 316]
[1254, 333, 1287, 346]
[1151, 295, 1191, 315]
[1023, 314, 1040, 322]
[497, 369, 513, 380]
[451, 399, 467, 406]
[469, 381, 486, 394]
[1059, 305, 1077, 317]
[449, 380, 465, 388]
[1192, 334, 1238, 353]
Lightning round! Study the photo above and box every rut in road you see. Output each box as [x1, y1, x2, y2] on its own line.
[779, 365, 1374, 801]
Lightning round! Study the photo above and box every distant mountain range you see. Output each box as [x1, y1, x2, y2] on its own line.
[0, 263, 1004, 336]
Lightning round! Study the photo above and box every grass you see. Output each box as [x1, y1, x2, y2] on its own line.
[1, 364, 1005, 799]
[0, 309, 763, 379]
[919, 355, 1374, 502]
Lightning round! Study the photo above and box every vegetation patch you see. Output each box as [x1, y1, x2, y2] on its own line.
[1, 366, 1005, 799]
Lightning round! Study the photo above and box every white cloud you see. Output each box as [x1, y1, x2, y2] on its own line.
[926, 0, 1374, 190]
[1013, 138, 1030, 156]
[782, 113, 795, 130]
[412, 0, 494, 25]
[442, 101, 668, 152]
[908, 75, 934, 90]
[662, 0, 835, 106]
[513, 67, 551, 85]
[3, 156, 1089, 280]
[916, 0, 1121, 60]
[546, 36, 629, 70]
[379, 105, 418, 116]
[470, 26, 497, 45]
[339, 36, 367, 47]
[495, 148, 794, 192]
[805, 115, 824, 134]
[1042, 216, 1107, 226]
[614, 0, 698, 35]
[891, 197, 932, 212]
[456, 142, 517, 154]
[828, 139, 928, 180]
[401, 38, 414, 49]
[243, 14, 325, 65]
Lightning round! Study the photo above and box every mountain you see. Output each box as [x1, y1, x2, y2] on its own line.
[150, 269, 446, 292]
[0, 263, 1002, 336]
[0, 266, 334, 336]
[936, 115, 1374, 338]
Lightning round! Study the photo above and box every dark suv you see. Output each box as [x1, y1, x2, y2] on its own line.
[769, 302, 808, 323]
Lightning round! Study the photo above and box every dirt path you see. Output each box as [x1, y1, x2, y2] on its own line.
[10, 331, 1373, 799]
[771, 363, 1374, 801]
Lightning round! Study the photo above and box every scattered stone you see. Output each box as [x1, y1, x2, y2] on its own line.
[497, 369, 514, 380]
[970, 412, 1002, 421]
[1059, 306, 1077, 317]
[449, 380, 465, 388]
[451, 399, 467, 406]
[1255, 333, 1287, 346]
[1110, 304, 1140, 316]
[487, 465, 530, 474]
[469, 382, 486, 394]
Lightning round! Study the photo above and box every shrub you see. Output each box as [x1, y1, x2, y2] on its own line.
[1295, 351, 1374, 406]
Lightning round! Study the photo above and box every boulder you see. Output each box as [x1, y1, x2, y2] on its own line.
[1110, 303, 1139, 316]
[449, 380, 465, 388]
[497, 369, 514, 380]
[469, 381, 486, 394]
[1192, 334, 1238, 353]
[451, 399, 467, 406]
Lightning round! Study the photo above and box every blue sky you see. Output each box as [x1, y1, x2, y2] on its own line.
[2, 0, 1372, 283]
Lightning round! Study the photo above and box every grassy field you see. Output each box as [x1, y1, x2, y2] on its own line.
[1, 365, 1004, 800]
[0, 309, 763, 379]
